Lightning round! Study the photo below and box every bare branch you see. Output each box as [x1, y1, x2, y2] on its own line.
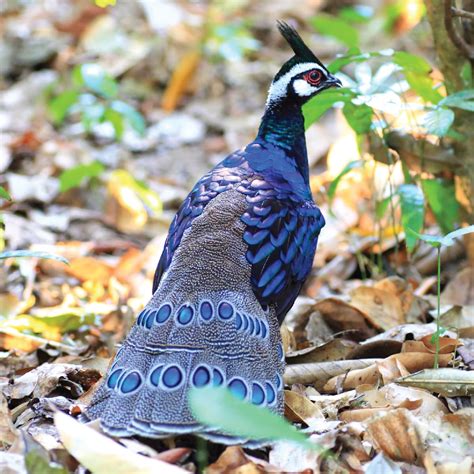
[444, 0, 474, 59]
[451, 7, 474, 21]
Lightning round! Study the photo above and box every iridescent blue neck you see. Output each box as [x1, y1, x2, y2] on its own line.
[257, 98, 309, 183]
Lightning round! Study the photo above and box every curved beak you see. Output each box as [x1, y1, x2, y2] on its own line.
[328, 75, 342, 88]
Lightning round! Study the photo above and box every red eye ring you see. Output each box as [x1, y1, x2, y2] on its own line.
[304, 70, 322, 86]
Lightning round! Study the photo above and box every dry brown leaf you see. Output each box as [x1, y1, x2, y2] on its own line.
[67, 257, 113, 284]
[374, 276, 414, 315]
[156, 448, 192, 465]
[285, 359, 382, 390]
[323, 352, 452, 392]
[313, 298, 376, 340]
[286, 339, 356, 364]
[206, 446, 261, 474]
[441, 267, 474, 306]
[55, 411, 186, 474]
[270, 432, 337, 472]
[3, 363, 79, 399]
[114, 248, 145, 283]
[396, 368, 474, 396]
[309, 390, 358, 419]
[0, 294, 22, 318]
[162, 50, 201, 112]
[280, 324, 295, 355]
[0, 329, 43, 352]
[401, 340, 429, 353]
[106, 181, 147, 233]
[414, 408, 474, 472]
[350, 286, 405, 331]
[420, 334, 461, 354]
[336, 431, 372, 470]
[339, 407, 390, 422]
[0, 393, 18, 445]
[439, 305, 474, 335]
[376, 356, 410, 384]
[366, 408, 424, 465]
[380, 384, 448, 416]
[346, 339, 402, 360]
[284, 390, 324, 427]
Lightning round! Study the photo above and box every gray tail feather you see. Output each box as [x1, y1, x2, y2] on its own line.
[84, 289, 285, 445]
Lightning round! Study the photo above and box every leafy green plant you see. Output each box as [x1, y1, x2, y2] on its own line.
[303, 12, 472, 254]
[327, 159, 364, 202]
[409, 225, 474, 368]
[0, 250, 69, 264]
[0, 186, 10, 201]
[59, 161, 105, 193]
[48, 63, 145, 140]
[204, 20, 260, 62]
[189, 385, 321, 450]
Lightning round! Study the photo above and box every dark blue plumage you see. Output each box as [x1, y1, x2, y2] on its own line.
[85, 21, 341, 444]
[153, 140, 325, 324]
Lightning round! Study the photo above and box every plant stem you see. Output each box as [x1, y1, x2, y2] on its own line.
[434, 246, 441, 368]
[196, 436, 208, 473]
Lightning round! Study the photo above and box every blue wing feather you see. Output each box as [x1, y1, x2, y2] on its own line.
[153, 140, 325, 324]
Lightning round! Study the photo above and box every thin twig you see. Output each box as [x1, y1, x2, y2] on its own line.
[451, 7, 474, 21]
[444, 0, 474, 59]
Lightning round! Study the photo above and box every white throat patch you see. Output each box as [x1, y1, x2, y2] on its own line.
[266, 62, 325, 106]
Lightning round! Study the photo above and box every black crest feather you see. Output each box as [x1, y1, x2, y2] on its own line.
[276, 20, 325, 68]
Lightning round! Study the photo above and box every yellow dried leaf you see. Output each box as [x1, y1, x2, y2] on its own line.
[55, 411, 186, 474]
[366, 408, 424, 464]
[284, 390, 324, 426]
[67, 257, 113, 284]
[350, 286, 405, 330]
[162, 50, 201, 112]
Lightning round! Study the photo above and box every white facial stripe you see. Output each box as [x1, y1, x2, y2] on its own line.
[293, 79, 318, 96]
[266, 62, 326, 105]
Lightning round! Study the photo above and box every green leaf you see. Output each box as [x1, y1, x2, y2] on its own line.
[405, 72, 443, 104]
[311, 14, 359, 48]
[343, 102, 373, 134]
[460, 61, 472, 88]
[303, 88, 354, 128]
[80, 102, 105, 132]
[339, 6, 373, 23]
[28, 307, 97, 332]
[25, 449, 68, 474]
[421, 179, 459, 233]
[189, 386, 314, 448]
[407, 229, 443, 248]
[443, 225, 474, 245]
[59, 161, 105, 193]
[0, 186, 11, 201]
[409, 225, 474, 248]
[104, 108, 124, 139]
[327, 49, 394, 73]
[376, 196, 391, 219]
[398, 184, 424, 252]
[0, 250, 69, 264]
[48, 90, 79, 125]
[109, 170, 162, 215]
[75, 64, 118, 98]
[439, 89, 474, 112]
[110, 100, 146, 135]
[422, 107, 455, 137]
[393, 51, 431, 74]
[328, 160, 364, 200]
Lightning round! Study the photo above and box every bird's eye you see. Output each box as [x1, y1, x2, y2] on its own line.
[304, 70, 322, 86]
